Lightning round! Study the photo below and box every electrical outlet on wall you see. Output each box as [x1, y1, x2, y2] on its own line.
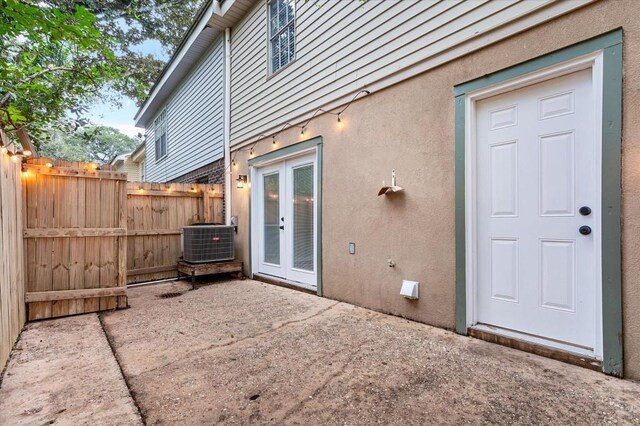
[349, 242, 356, 254]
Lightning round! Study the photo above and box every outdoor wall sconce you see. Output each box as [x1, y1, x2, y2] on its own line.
[378, 169, 404, 196]
[236, 174, 248, 189]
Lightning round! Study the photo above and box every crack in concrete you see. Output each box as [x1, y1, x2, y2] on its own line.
[133, 301, 342, 378]
[277, 345, 361, 423]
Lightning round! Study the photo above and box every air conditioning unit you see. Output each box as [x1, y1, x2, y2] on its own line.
[182, 224, 235, 263]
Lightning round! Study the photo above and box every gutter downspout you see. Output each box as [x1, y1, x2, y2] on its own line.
[224, 27, 232, 225]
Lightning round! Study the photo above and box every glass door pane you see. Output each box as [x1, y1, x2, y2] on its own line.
[292, 165, 314, 271]
[263, 173, 280, 265]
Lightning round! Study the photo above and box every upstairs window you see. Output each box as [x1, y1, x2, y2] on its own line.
[154, 109, 167, 161]
[268, 0, 295, 74]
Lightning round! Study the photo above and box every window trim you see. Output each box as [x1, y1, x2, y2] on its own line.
[154, 109, 168, 163]
[267, 0, 296, 76]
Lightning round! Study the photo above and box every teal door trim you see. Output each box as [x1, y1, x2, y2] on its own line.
[454, 30, 623, 376]
[247, 137, 324, 296]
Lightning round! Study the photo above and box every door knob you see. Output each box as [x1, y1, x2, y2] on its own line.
[579, 206, 592, 216]
[579, 226, 592, 235]
[279, 225, 284, 230]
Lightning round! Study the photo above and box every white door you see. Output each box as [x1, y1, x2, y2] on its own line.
[475, 69, 600, 355]
[255, 153, 317, 288]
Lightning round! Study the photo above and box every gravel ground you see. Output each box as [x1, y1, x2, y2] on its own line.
[0, 314, 142, 426]
[101, 278, 640, 425]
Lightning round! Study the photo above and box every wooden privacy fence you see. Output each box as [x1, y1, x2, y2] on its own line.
[22, 158, 128, 320]
[0, 131, 26, 368]
[1, 153, 225, 354]
[126, 182, 224, 284]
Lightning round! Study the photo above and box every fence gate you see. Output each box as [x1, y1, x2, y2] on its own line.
[22, 159, 128, 320]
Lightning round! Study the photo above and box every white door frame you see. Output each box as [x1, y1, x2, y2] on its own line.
[464, 51, 604, 358]
[250, 146, 319, 291]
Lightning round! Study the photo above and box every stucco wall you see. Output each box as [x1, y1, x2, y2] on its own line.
[230, 0, 640, 379]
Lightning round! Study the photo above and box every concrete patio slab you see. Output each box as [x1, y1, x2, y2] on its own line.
[0, 314, 142, 426]
[102, 279, 640, 425]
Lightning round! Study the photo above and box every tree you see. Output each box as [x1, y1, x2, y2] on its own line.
[0, 0, 203, 148]
[50, 0, 205, 101]
[1, 1, 119, 143]
[39, 125, 140, 163]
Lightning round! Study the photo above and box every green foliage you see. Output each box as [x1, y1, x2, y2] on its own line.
[39, 125, 140, 163]
[1, 1, 118, 140]
[0, 0, 203, 148]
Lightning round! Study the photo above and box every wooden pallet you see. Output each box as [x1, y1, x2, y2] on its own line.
[177, 260, 243, 285]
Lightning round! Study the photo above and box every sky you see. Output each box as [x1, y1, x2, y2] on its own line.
[85, 39, 169, 137]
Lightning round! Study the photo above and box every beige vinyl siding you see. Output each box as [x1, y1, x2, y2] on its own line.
[229, 0, 592, 147]
[122, 158, 141, 182]
[145, 35, 225, 182]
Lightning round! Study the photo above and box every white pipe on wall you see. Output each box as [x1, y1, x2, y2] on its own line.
[224, 27, 232, 225]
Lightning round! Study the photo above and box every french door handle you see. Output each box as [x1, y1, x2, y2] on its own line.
[279, 225, 285, 230]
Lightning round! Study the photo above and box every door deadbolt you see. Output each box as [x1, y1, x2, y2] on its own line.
[579, 206, 592, 216]
[579, 225, 592, 235]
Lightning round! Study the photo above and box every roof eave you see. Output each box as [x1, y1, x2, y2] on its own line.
[134, 0, 217, 127]
[134, 0, 257, 128]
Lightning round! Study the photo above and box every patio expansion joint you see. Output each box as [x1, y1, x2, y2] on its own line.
[99, 314, 148, 425]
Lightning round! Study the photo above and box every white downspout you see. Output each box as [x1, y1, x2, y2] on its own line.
[224, 27, 232, 225]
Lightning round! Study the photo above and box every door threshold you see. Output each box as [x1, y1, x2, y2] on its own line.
[468, 325, 602, 372]
[252, 273, 318, 295]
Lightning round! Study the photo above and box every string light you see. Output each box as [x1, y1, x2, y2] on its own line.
[45, 162, 53, 168]
[226, 89, 371, 169]
[23, 149, 32, 157]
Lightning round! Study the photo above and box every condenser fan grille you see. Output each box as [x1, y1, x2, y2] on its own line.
[183, 225, 235, 263]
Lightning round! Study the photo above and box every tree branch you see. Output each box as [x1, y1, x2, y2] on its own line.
[0, 66, 75, 108]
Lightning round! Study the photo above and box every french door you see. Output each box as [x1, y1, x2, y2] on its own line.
[254, 153, 317, 288]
